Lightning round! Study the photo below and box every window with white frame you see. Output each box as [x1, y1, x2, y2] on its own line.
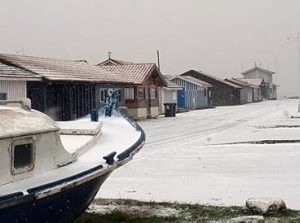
[124, 88, 134, 99]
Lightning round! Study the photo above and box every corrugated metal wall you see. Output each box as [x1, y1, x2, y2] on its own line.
[0, 80, 27, 100]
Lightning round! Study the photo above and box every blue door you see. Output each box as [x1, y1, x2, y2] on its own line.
[177, 89, 185, 108]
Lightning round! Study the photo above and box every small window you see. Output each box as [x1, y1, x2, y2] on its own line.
[14, 144, 32, 168]
[113, 89, 122, 103]
[150, 88, 157, 99]
[145, 88, 149, 99]
[100, 89, 107, 102]
[124, 88, 134, 99]
[11, 138, 35, 175]
[138, 87, 145, 99]
[0, 92, 7, 100]
[172, 91, 177, 100]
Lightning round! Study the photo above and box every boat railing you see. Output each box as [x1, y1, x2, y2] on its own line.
[0, 98, 31, 111]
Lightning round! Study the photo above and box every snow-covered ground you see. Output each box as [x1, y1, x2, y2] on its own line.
[97, 99, 300, 209]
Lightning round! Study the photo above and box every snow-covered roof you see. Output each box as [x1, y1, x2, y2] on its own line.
[171, 75, 213, 88]
[226, 78, 253, 88]
[241, 66, 275, 75]
[163, 75, 182, 89]
[181, 70, 242, 89]
[0, 106, 59, 139]
[99, 63, 167, 86]
[235, 78, 264, 87]
[0, 62, 41, 81]
[0, 54, 131, 84]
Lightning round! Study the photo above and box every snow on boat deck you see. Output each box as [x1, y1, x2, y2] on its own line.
[0, 115, 141, 195]
[97, 99, 300, 209]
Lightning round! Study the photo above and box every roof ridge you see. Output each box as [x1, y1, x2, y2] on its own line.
[186, 70, 242, 88]
[98, 62, 156, 66]
[0, 53, 82, 63]
[241, 66, 275, 75]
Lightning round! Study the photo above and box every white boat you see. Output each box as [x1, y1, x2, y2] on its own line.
[0, 99, 145, 223]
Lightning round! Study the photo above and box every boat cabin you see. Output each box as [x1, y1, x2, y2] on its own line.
[0, 100, 75, 185]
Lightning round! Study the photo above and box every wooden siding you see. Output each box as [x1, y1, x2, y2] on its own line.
[0, 80, 27, 100]
[181, 71, 241, 106]
[252, 88, 262, 102]
[243, 70, 272, 84]
[27, 81, 96, 121]
[171, 78, 209, 109]
[240, 87, 253, 104]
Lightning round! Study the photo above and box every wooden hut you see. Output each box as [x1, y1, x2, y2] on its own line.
[0, 61, 41, 100]
[0, 54, 131, 121]
[235, 78, 264, 102]
[170, 76, 212, 110]
[181, 70, 242, 106]
[225, 78, 253, 104]
[158, 75, 182, 114]
[241, 66, 277, 100]
[98, 63, 167, 120]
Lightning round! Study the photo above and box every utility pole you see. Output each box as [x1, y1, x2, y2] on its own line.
[286, 32, 300, 113]
[157, 50, 160, 71]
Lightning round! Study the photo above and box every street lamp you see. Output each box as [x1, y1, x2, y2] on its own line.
[286, 32, 300, 115]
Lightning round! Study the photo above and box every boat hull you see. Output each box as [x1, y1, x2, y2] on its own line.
[0, 109, 146, 222]
[0, 172, 111, 223]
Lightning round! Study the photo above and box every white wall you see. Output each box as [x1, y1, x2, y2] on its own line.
[0, 80, 27, 100]
[159, 87, 178, 114]
[244, 71, 272, 84]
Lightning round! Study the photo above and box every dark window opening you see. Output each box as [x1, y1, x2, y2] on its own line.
[0, 92, 7, 100]
[116, 89, 122, 102]
[138, 87, 145, 99]
[14, 144, 33, 169]
[100, 89, 107, 102]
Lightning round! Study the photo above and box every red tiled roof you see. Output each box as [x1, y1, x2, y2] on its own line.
[97, 58, 134, 66]
[99, 63, 167, 86]
[0, 54, 130, 84]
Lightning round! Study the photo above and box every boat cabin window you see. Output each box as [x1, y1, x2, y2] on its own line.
[11, 138, 35, 175]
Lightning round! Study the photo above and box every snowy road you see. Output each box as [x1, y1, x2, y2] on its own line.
[97, 99, 300, 209]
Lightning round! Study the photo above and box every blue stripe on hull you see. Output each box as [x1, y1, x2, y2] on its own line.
[0, 109, 146, 223]
[0, 172, 111, 223]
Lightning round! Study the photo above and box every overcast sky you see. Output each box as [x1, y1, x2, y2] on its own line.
[1, 0, 300, 97]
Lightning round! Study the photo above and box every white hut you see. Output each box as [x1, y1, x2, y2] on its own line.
[0, 61, 40, 100]
[159, 75, 182, 114]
